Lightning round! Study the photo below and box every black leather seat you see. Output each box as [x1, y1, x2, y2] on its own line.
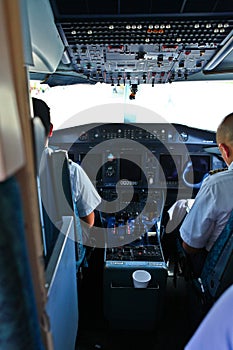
[39, 149, 85, 268]
[194, 209, 233, 307]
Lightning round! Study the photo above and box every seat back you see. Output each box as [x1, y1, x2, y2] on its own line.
[40, 151, 80, 349]
[39, 149, 73, 263]
[200, 209, 233, 304]
[39, 148, 85, 267]
[50, 151, 86, 267]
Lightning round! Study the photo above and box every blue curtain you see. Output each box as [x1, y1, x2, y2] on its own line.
[0, 177, 44, 350]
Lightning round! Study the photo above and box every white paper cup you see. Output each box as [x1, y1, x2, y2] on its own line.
[132, 270, 151, 288]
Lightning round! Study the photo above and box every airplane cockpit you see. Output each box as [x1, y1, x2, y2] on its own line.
[1, 0, 233, 349]
[29, 1, 233, 349]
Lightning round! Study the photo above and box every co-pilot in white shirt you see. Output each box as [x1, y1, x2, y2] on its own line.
[180, 162, 233, 251]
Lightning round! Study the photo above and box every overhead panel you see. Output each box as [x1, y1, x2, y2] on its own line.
[57, 16, 233, 84]
[48, 0, 233, 84]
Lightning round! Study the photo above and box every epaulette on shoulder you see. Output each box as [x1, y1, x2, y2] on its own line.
[209, 168, 228, 175]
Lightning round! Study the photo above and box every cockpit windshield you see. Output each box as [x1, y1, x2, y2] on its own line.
[31, 80, 233, 131]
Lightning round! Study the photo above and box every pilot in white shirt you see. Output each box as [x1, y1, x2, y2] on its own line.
[180, 161, 233, 252]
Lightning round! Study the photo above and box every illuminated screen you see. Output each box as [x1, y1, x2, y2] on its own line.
[159, 154, 181, 182]
[81, 153, 102, 182]
[120, 155, 142, 182]
[189, 155, 210, 183]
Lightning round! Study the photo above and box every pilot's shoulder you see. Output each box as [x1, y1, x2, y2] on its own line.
[209, 168, 228, 176]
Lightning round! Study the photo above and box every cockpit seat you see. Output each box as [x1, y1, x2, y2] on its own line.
[162, 203, 233, 307]
[39, 148, 85, 268]
[194, 208, 233, 307]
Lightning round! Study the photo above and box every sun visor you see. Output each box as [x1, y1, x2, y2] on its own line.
[25, 0, 64, 74]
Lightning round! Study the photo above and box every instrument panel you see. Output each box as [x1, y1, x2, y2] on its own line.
[50, 122, 225, 246]
[51, 122, 221, 190]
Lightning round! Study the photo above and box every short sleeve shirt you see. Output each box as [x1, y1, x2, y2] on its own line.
[185, 285, 233, 350]
[69, 160, 101, 218]
[180, 162, 233, 251]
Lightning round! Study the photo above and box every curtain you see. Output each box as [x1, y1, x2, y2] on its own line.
[0, 176, 44, 350]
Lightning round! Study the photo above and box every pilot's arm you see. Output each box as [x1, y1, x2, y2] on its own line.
[180, 177, 217, 253]
[69, 160, 101, 227]
[81, 211, 95, 227]
[182, 241, 204, 254]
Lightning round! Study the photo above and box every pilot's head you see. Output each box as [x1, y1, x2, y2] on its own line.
[32, 97, 53, 138]
[217, 112, 233, 166]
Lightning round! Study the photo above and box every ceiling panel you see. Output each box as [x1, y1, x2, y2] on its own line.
[50, 0, 233, 17]
[43, 1, 233, 86]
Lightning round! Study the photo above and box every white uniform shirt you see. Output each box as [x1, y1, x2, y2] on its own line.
[180, 162, 233, 251]
[69, 160, 101, 218]
[185, 285, 233, 350]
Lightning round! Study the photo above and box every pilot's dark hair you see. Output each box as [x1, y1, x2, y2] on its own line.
[32, 97, 51, 136]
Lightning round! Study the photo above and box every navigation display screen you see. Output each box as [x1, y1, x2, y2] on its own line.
[159, 154, 182, 182]
[120, 155, 142, 182]
[190, 155, 210, 183]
